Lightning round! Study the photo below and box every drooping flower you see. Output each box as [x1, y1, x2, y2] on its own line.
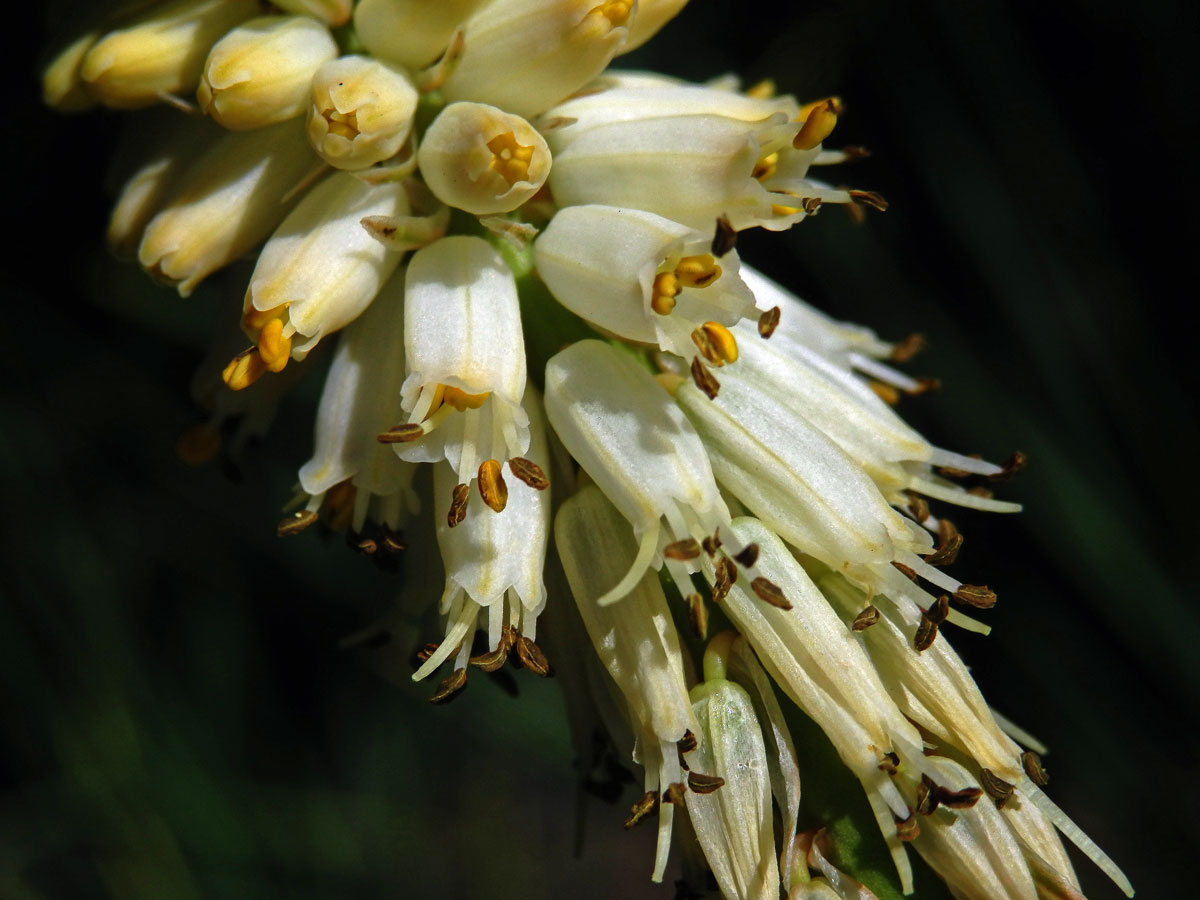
[44, 4, 1132, 899]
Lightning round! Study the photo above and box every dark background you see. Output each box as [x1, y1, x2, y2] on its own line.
[7, 1, 1197, 897]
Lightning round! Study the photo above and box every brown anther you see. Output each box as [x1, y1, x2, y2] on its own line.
[966, 486, 994, 498]
[664, 538, 701, 560]
[733, 543, 760, 568]
[663, 782, 688, 806]
[953, 584, 997, 609]
[508, 457, 549, 490]
[892, 561, 918, 581]
[624, 791, 658, 829]
[447, 483, 470, 528]
[354, 537, 378, 554]
[936, 458, 978, 480]
[712, 556, 737, 603]
[980, 768, 1015, 808]
[277, 509, 318, 537]
[852, 605, 880, 631]
[499, 624, 520, 653]
[907, 376, 941, 395]
[878, 750, 900, 775]
[711, 216, 736, 256]
[469, 645, 508, 672]
[380, 524, 407, 553]
[678, 730, 698, 754]
[924, 529, 962, 567]
[686, 772, 725, 794]
[686, 593, 708, 640]
[691, 327, 720, 366]
[701, 530, 722, 556]
[926, 594, 950, 625]
[477, 459, 508, 513]
[990, 450, 1028, 482]
[906, 493, 930, 523]
[889, 333, 926, 364]
[428, 667, 468, 704]
[849, 189, 889, 211]
[869, 380, 901, 405]
[515, 635, 552, 677]
[757, 305, 781, 338]
[415, 642, 440, 663]
[914, 616, 938, 652]
[894, 810, 920, 841]
[377, 423, 425, 443]
[751, 577, 791, 610]
[1022, 750, 1049, 786]
[840, 145, 871, 160]
[915, 774, 940, 815]
[933, 784, 983, 809]
[690, 356, 720, 399]
[801, 196, 823, 214]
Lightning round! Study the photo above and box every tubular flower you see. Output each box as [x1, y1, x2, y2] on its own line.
[46, 4, 1132, 900]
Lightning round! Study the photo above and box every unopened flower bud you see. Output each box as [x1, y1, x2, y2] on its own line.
[43, 29, 103, 112]
[307, 55, 418, 170]
[353, 0, 491, 69]
[418, 102, 551, 215]
[245, 172, 410, 360]
[270, 0, 352, 26]
[442, 0, 633, 119]
[138, 120, 318, 296]
[81, 0, 259, 109]
[198, 16, 338, 130]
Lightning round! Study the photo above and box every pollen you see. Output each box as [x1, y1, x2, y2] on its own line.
[486, 131, 535, 185]
[651, 272, 680, 315]
[256, 317, 292, 373]
[222, 347, 268, 392]
[675, 254, 721, 288]
[478, 459, 509, 513]
[793, 98, 840, 150]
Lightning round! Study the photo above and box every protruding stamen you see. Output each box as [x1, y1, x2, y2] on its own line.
[662, 783, 687, 806]
[508, 457, 549, 490]
[733, 543, 759, 568]
[651, 272, 679, 315]
[924, 520, 962, 566]
[757, 306, 781, 338]
[1022, 750, 1050, 786]
[686, 771, 725, 794]
[906, 493, 931, 523]
[990, 450, 1028, 482]
[852, 606, 880, 631]
[692, 322, 738, 366]
[953, 584, 997, 609]
[624, 791, 659, 829]
[664, 538, 701, 560]
[915, 774, 940, 816]
[353, 536, 378, 554]
[702, 531, 722, 557]
[878, 750, 900, 774]
[470, 645, 508, 672]
[429, 667, 467, 704]
[380, 525, 407, 553]
[277, 509, 319, 537]
[980, 768, 1015, 808]
[256, 317, 291, 374]
[690, 357, 720, 399]
[892, 561, 918, 581]
[889, 333, 926, 364]
[486, 131, 535, 185]
[222, 347, 268, 392]
[751, 576, 791, 610]
[849, 189, 889, 211]
[377, 423, 426, 443]
[687, 593, 708, 640]
[675, 255, 722, 288]
[926, 594, 950, 625]
[913, 616, 938, 652]
[515, 635, 552, 677]
[441, 386, 491, 411]
[712, 556, 737, 603]
[478, 459, 508, 513]
[793, 98, 840, 150]
[894, 810, 920, 842]
[447, 483, 470, 528]
[933, 783, 983, 809]
[711, 216, 736, 257]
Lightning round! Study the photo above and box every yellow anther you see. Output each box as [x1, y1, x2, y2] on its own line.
[222, 347, 269, 392]
[442, 385, 491, 411]
[590, 0, 633, 27]
[651, 272, 679, 315]
[257, 318, 292, 374]
[701, 322, 738, 364]
[322, 107, 360, 140]
[477, 459, 508, 513]
[675, 254, 721, 288]
[751, 152, 778, 181]
[486, 131, 535, 185]
[745, 79, 777, 100]
[793, 98, 839, 150]
[243, 303, 288, 332]
[799, 95, 844, 119]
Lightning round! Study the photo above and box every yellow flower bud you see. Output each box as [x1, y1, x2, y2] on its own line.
[43, 29, 102, 113]
[417, 102, 551, 215]
[80, 0, 259, 109]
[198, 16, 338, 130]
[353, 0, 491, 69]
[306, 55, 419, 170]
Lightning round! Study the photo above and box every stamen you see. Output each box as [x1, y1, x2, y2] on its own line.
[701, 531, 722, 556]
[693, 322, 738, 365]
[733, 543, 759, 568]
[377, 423, 427, 443]
[650, 272, 679, 315]
[757, 306, 781, 338]
[892, 561, 918, 581]
[878, 751, 900, 774]
[686, 772, 725, 794]
[712, 556, 737, 603]
[380, 525, 407, 553]
[746, 79, 776, 99]
[441, 386, 490, 411]
[686, 593, 708, 640]
[590, 0, 632, 28]
[710, 216, 736, 257]
[675, 254, 721, 288]
[793, 98, 840, 150]
[428, 667, 467, 704]
[894, 810, 920, 842]
[353, 536, 378, 554]
[1022, 750, 1050, 785]
[915, 774, 940, 815]
[447, 483, 470, 528]
[662, 782, 687, 805]
[277, 509, 318, 537]
[852, 606, 881, 631]
[690, 356, 720, 399]
[913, 615, 938, 652]
[751, 152, 778, 180]
[924, 520, 962, 566]
[470, 645, 508, 672]
[508, 457, 549, 490]
[256, 317, 291, 373]
[953, 584, 997, 609]
[933, 783, 983, 809]
[486, 131, 535, 185]
[926, 594, 950, 624]
[849, 189, 889, 212]
[751, 576, 791, 610]
[889, 333, 926, 364]
[477, 459, 508, 512]
[989, 450, 1028, 482]
[624, 791, 659, 829]
[979, 768, 1015, 807]
[906, 493, 930, 523]
[221, 347, 268, 391]
[664, 538, 701, 560]
[515, 635, 552, 677]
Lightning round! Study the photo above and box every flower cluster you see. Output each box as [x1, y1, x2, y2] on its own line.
[46, 1, 1132, 898]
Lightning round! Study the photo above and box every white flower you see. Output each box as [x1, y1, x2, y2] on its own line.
[306, 55, 418, 170]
